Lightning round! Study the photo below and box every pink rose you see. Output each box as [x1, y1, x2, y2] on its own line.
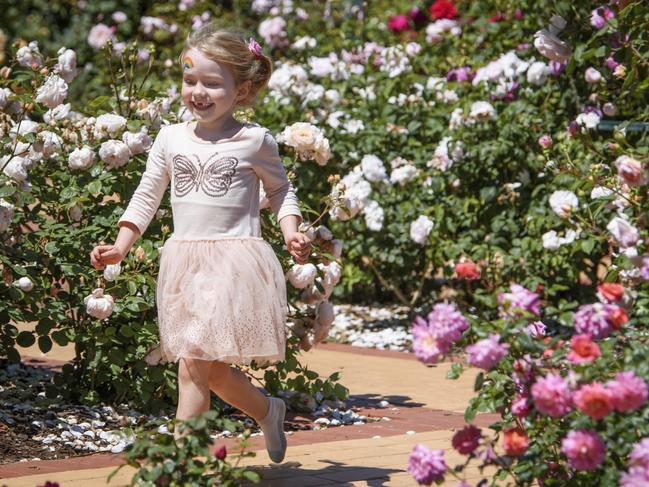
[615, 155, 647, 187]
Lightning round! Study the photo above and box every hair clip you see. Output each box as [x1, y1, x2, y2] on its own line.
[248, 37, 262, 59]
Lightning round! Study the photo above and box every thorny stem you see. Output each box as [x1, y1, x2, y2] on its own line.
[106, 47, 123, 116]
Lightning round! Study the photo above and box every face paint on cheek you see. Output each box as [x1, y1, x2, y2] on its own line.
[182, 56, 194, 71]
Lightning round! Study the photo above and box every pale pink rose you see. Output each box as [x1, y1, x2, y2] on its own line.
[584, 67, 602, 84]
[88, 23, 115, 50]
[538, 135, 553, 149]
[615, 155, 646, 187]
[607, 217, 640, 248]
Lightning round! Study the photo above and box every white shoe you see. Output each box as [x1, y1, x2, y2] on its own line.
[258, 397, 287, 463]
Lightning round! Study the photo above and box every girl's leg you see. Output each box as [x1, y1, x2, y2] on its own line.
[207, 361, 269, 421]
[175, 357, 213, 439]
[208, 361, 286, 463]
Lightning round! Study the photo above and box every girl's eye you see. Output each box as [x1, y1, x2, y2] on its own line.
[205, 83, 220, 87]
[183, 79, 195, 85]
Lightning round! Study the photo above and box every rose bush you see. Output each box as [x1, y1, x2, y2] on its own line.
[0, 11, 348, 415]
[398, 1, 649, 485]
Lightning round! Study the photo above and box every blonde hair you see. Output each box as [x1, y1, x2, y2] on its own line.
[179, 23, 272, 108]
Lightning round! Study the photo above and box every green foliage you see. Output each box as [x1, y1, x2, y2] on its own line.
[110, 410, 260, 486]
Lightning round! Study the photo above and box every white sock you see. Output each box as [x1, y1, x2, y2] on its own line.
[257, 397, 287, 463]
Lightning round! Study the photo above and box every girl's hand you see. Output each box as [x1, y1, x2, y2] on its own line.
[90, 243, 125, 270]
[285, 232, 312, 265]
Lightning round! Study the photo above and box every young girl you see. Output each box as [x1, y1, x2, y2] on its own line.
[89, 24, 312, 464]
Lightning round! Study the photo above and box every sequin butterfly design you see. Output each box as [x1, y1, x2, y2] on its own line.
[173, 153, 238, 198]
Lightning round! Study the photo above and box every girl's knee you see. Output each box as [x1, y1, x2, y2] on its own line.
[178, 357, 213, 385]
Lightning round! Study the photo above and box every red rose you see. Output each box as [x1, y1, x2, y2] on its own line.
[451, 425, 481, 455]
[455, 261, 480, 280]
[609, 306, 628, 330]
[429, 0, 457, 20]
[597, 283, 625, 303]
[503, 427, 529, 456]
[215, 445, 227, 460]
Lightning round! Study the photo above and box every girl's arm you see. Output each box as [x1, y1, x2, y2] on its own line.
[252, 130, 311, 264]
[280, 215, 311, 265]
[90, 221, 140, 269]
[90, 127, 169, 270]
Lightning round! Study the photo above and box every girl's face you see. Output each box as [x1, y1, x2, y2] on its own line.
[181, 48, 248, 127]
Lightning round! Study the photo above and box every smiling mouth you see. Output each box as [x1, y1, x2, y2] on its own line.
[192, 101, 214, 111]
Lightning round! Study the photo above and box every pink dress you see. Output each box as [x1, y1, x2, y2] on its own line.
[117, 121, 302, 365]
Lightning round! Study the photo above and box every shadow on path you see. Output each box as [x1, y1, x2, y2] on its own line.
[245, 460, 403, 486]
[348, 393, 425, 409]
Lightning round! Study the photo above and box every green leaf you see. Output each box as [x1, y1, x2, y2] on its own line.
[16, 331, 36, 348]
[89, 96, 112, 109]
[474, 372, 485, 391]
[0, 185, 16, 198]
[38, 335, 53, 354]
[45, 242, 59, 254]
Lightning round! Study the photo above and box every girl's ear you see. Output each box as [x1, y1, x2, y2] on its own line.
[236, 80, 252, 103]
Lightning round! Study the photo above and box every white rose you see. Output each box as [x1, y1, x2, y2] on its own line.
[122, 130, 153, 155]
[363, 199, 384, 231]
[35, 75, 68, 109]
[591, 186, 614, 199]
[360, 155, 387, 182]
[68, 146, 95, 170]
[316, 225, 333, 241]
[575, 112, 601, 131]
[542, 230, 562, 250]
[44, 103, 72, 123]
[278, 122, 318, 151]
[313, 133, 331, 166]
[54, 47, 78, 83]
[318, 261, 342, 298]
[285, 263, 317, 289]
[1, 156, 29, 182]
[9, 120, 40, 140]
[94, 113, 127, 139]
[526, 61, 550, 85]
[36, 131, 63, 158]
[410, 215, 434, 244]
[0, 199, 15, 232]
[533, 28, 571, 63]
[314, 300, 335, 343]
[99, 140, 131, 169]
[0, 88, 13, 109]
[16, 41, 43, 68]
[390, 164, 418, 186]
[84, 288, 115, 320]
[549, 190, 578, 218]
[584, 67, 602, 84]
[607, 216, 640, 248]
[330, 239, 343, 259]
[469, 101, 496, 120]
[14, 276, 34, 292]
[103, 263, 122, 282]
[329, 195, 361, 221]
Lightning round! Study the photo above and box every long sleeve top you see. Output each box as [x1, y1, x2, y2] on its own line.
[117, 121, 303, 239]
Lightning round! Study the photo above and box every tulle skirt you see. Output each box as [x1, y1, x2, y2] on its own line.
[156, 235, 287, 365]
